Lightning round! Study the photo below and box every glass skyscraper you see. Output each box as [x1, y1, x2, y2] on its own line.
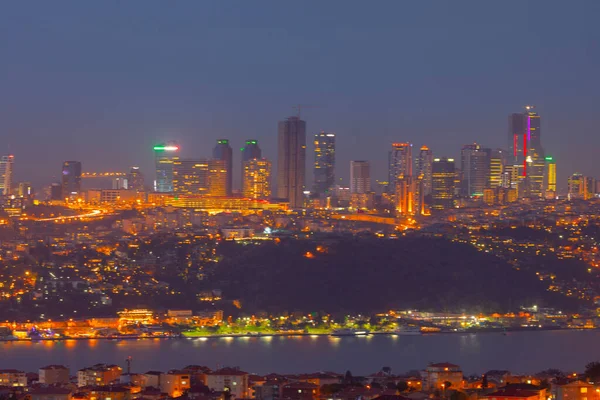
[154, 143, 179, 192]
[61, 160, 82, 197]
[313, 132, 336, 197]
[277, 116, 306, 208]
[0, 155, 14, 196]
[212, 139, 233, 196]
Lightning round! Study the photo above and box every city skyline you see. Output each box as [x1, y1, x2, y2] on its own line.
[1, 2, 598, 190]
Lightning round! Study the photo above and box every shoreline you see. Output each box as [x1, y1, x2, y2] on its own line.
[0, 326, 594, 342]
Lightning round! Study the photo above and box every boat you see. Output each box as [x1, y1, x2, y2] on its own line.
[330, 328, 370, 337]
[394, 326, 422, 335]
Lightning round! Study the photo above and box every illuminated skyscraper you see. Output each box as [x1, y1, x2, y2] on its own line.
[350, 161, 370, 194]
[61, 161, 82, 197]
[128, 167, 145, 192]
[0, 155, 14, 195]
[173, 159, 209, 195]
[508, 106, 544, 197]
[208, 159, 228, 197]
[388, 143, 413, 185]
[544, 156, 556, 197]
[489, 149, 506, 188]
[416, 146, 433, 196]
[243, 158, 272, 199]
[154, 143, 179, 192]
[213, 139, 233, 196]
[313, 132, 336, 197]
[460, 143, 490, 197]
[277, 116, 306, 208]
[431, 158, 456, 210]
[240, 140, 261, 194]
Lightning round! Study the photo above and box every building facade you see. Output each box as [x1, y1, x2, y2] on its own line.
[416, 145, 433, 196]
[154, 144, 179, 193]
[39, 365, 70, 385]
[243, 158, 272, 199]
[241, 140, 262, 194]
[208, 159, 228, 197]
[0, 155, 14, 196]
[277, 116, 306, 208]
[460, 143, 490, 198]
[313, 132, 336, 197]
[61, 161, 82, 197]
[213, 139, 233, 196]
[421, 363, 463, 391]
[431, 158, 456, 211]
[173, 159, 209, 195]
[350, 161, 371, 194]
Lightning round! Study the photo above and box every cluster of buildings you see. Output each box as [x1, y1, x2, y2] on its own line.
[0, 362, 596, 400]
[1, 106, 599, 218]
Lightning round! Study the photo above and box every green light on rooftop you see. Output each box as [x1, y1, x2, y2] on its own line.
[545, 156, 554, 161]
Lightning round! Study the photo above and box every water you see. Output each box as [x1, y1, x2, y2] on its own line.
[1, 330, 598, 375]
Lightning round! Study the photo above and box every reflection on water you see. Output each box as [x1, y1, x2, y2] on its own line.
[0, 331, 598, 375]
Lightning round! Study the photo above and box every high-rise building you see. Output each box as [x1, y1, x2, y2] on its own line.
[61, 161, 82, 197]
[313, 132, 336, 197]
[489, 149, 506, 188]
[154, 143, 179, 192]
[460, 143, 490, 197]
[508, 106, 544, 197]
[388, 143, 413, 185]
[350, 161, 371, 194]
[17, 182, 32, 198]
[0, 155, 14, 195]
[431, 158, 456, 211]
[416, 146, 433, 196]
[545, 156, 556, 197]
[243, 158, 272, 199]
[208, 159, 228, 197]
[213, 139, 233, 196]
[277, 116, 306, 208]
[240, 140, 262, 194]
[173, 159, 210, 195]
[128, 167, 145, 192]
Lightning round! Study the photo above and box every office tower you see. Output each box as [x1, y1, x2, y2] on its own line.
[584, 177, 596, 200]
[240, 140, 262, 194]
[17, 182, 32, 198]
[416, 146, 433, 196]
[213, 139, 233, 196]
[388, 143, 413, 185]
[154, 143, 179, 192]
[350, 161, 371, 194]
[243, 158, 272, 199]
[489, 149, 506, 188]
[0, 155, 14, 195]
[568, 173, 585, 200]
[61, 161, 82, 197]
[112, 177, 127, 190]
[277, 116, 306, 208]
[313, 132, 336, 197]
[50, 183, 62, 201]
[173, 159, 209, 195]
[508, 106, 544, 197]
[208, 159, 228, 196]
[128, 167, 145, 192]
[544, 156, 556, 197]
[431, 158, 456, 211]
[460, 143, 490, 197]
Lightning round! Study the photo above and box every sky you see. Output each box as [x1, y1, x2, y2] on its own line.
[1, 1, 599, 192]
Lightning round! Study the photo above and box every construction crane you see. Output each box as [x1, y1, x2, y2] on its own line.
[292, 104, 319, 118]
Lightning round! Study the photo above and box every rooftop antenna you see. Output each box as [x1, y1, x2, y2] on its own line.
[292, 104, 318, 118]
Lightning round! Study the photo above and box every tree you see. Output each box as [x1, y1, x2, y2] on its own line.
[444, 382, 453, 389]
[396, 381, 409, 393]
[382, 366, 392, 376]
[450, 391, 468, 400]
[482, 374, 488, 389]
[344, 370, 354, 385]
[585, 362, 600, 382]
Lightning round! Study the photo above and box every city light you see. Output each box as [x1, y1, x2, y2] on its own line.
[153, 145, 179, 151]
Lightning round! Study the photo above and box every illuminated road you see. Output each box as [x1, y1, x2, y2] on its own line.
[34, 209, 102, 222]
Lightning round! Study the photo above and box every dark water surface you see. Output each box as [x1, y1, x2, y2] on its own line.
[0, 330, 597, 374]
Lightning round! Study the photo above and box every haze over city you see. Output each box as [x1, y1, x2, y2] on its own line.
[1, 1, 599, 189]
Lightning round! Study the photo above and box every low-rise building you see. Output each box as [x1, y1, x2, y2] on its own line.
[161, 370, 191, 398]
[89, 385, 131, 400]
[421, 363, 463, 391]
[29, 387, 73, 400]
[0, 369, 27, 387]
[552, 381, 594, 400]
[206, 368, 249, 399]
[77, 364, 122, 387]
[481, 387, 541, 400]
[39, 365, 70, 385]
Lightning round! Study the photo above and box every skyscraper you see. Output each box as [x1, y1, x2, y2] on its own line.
[213, 139, 233, 196]
[208, 159, 228, 197]
[313, 132, 336, 197]
[460, 143, 490, 197]
[0, 155, 14, 196]
[388, 143, 413, 185]
[545, 156, 556, 197]
[240, 140, 262, 194]
[508, 106, 544, 197]
[489, 149, 506, 188]
[431, 158, 456, 211]
[128, 166, 145, 192]
[350, 161, 371, 194]
[243, 158, 272, 200]
[154, 143, 179, 192]
[61, 161, 82, 197]
[416, 146, 433, 196]
[277, 116, 306, 208]
[173, 159, 209, 195]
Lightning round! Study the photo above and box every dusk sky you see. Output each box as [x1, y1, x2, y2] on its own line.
[1, 1, 599, 191]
